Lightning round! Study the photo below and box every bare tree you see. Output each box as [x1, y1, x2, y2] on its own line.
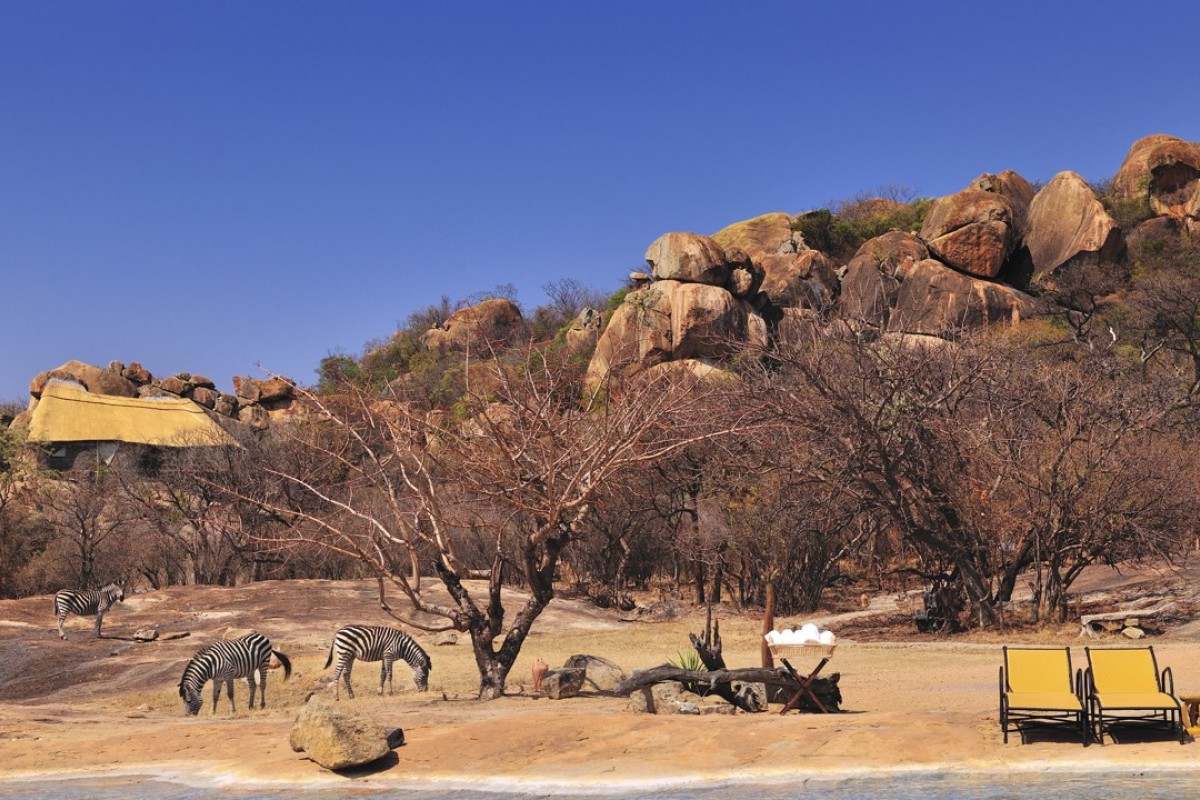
[36, 462, 139, 589]
[984, 345, 1198, 622]
[216, 352, 749, 698]
[736, 326, 1002, 626]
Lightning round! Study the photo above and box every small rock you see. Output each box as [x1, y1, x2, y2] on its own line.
[433, 632, 458, 646]
[1122, 626, 1146, 640]
[562, 654, 627, 693]
[132, 628, 159, 642]
[675, 702, 700, 715]
[543, 668, 585, 700]
[161, 631, 191, 641]
[385, 728, 405, 749]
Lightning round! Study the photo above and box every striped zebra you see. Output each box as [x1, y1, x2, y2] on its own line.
[54, 583, 125, 640]
[178, 632, 292, 716]
[324, 625, 431, 699]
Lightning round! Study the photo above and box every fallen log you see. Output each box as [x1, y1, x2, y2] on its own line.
[612, 665, 841, 712]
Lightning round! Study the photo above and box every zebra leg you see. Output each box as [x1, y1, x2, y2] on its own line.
[384, 655, 395, 696]
[257, 667, 267, 710]
[93, 611, 103, 638]
[225, 679, 236, 713]
[339, 658, 355, 700]
[211, 681, 222, 714]
[247, 673, 258, 711]
[57, 614, 67, 640]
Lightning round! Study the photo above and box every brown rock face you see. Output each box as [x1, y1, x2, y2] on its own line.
[233, 375, 262, 403]
[970, 170, 1035, 234]
[584, 279, 751, 388]
[758, 249, 839, 309]
[1110, 134, 1200, 220]
[585, 284, 673, 388]
[159, 375, 190, 396]
[670, 283, 746, 359]
[29, 360, 138, 399]
[122, 362, 153, 385]
[838, 231, 930, 328]
[919, 189, 1017, 279]
[723, 247, 764, 298]
[1024, 171, 1124, 290]
[711, 212, 804, 260]
[888, 259, 1046, 337]
[644, 233, 730, 286]
[420, 297, 524, 353]
[191, 387, 219, 409]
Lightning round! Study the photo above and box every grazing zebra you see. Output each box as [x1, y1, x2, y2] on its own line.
[54, 583, 125, 640]
[178, 632, 292, 716]
[324, 625, 431, 700]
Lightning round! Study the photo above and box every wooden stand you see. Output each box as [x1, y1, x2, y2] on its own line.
[770, 643, 836, 714]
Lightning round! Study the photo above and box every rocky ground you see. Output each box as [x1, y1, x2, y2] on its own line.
[2, 561, 1200, 791]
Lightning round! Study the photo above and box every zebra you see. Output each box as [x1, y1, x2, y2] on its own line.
[178, 632, 292, 716]
[54, 583, 125, 640]
[324, 625, 431, 700]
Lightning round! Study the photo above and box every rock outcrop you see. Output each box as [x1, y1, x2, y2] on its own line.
[838, 231, 930, 329]
[1111, 134, 1200, 221]
[30, 361, 138, 400]
[20, 359, 302, 434]
[1024, 171, 1124, 290]
[919, 188, 1018, 279]
[888, 258, 1045, 337]
[420, 298, 524, 353]
[644, 232, 730, 286]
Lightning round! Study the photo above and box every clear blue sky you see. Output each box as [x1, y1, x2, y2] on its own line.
[3, 1, 1199, 401]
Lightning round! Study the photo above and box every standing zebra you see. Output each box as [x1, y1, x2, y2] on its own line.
[178, 632, 292, 716]
[54, 583, 125, 640]
[325, 625, 431, 699]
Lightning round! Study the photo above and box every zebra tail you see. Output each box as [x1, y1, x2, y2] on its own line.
[274, 650, 292, 680]
[324, 641, 334, 670]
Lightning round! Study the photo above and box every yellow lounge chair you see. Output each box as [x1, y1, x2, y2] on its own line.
[1084, 646, 1185, 744]
[999, 646, 1088, 745]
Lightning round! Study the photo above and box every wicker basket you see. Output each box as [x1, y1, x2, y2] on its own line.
[767, 642, 837, 660]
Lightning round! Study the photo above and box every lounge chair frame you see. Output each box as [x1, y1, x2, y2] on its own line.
[1083, 646, 1185, 744]
[999, 646, 1088, 746]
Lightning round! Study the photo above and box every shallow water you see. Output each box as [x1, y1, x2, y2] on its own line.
[2, 772, 1197, 800]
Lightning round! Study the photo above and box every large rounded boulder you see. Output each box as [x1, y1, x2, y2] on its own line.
[29, 360, 138, 399]
[969, 170, 1035, 235]
[644, 233, 730, 286]
[419, 298, 524, 353]
[838, 231, 930, 329]
[1024, 171, 1124, 290]
[711, 212, 803, 260]
[1110, 134, 1200, 220]
[919, 188, 1018, 279]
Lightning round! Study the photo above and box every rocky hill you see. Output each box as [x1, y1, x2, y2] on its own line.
[585, 133, 1199, 387]
[7, 133, 1199, 421]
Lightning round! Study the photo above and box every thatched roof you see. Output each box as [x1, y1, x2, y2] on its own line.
[27, 380, 238, 447]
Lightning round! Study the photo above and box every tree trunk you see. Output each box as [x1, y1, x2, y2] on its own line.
[761, 580, 776, 669]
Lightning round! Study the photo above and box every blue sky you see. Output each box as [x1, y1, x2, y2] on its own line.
[2, 1, 1199, 401]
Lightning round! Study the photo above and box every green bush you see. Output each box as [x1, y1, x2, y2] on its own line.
[791, 195, 933, 261]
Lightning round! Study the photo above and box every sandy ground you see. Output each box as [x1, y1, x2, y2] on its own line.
[2, 571, 1199, 793]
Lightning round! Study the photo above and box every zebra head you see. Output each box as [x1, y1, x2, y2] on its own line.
[178, 664, 204, 715]
[413, 655, 431, 692]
